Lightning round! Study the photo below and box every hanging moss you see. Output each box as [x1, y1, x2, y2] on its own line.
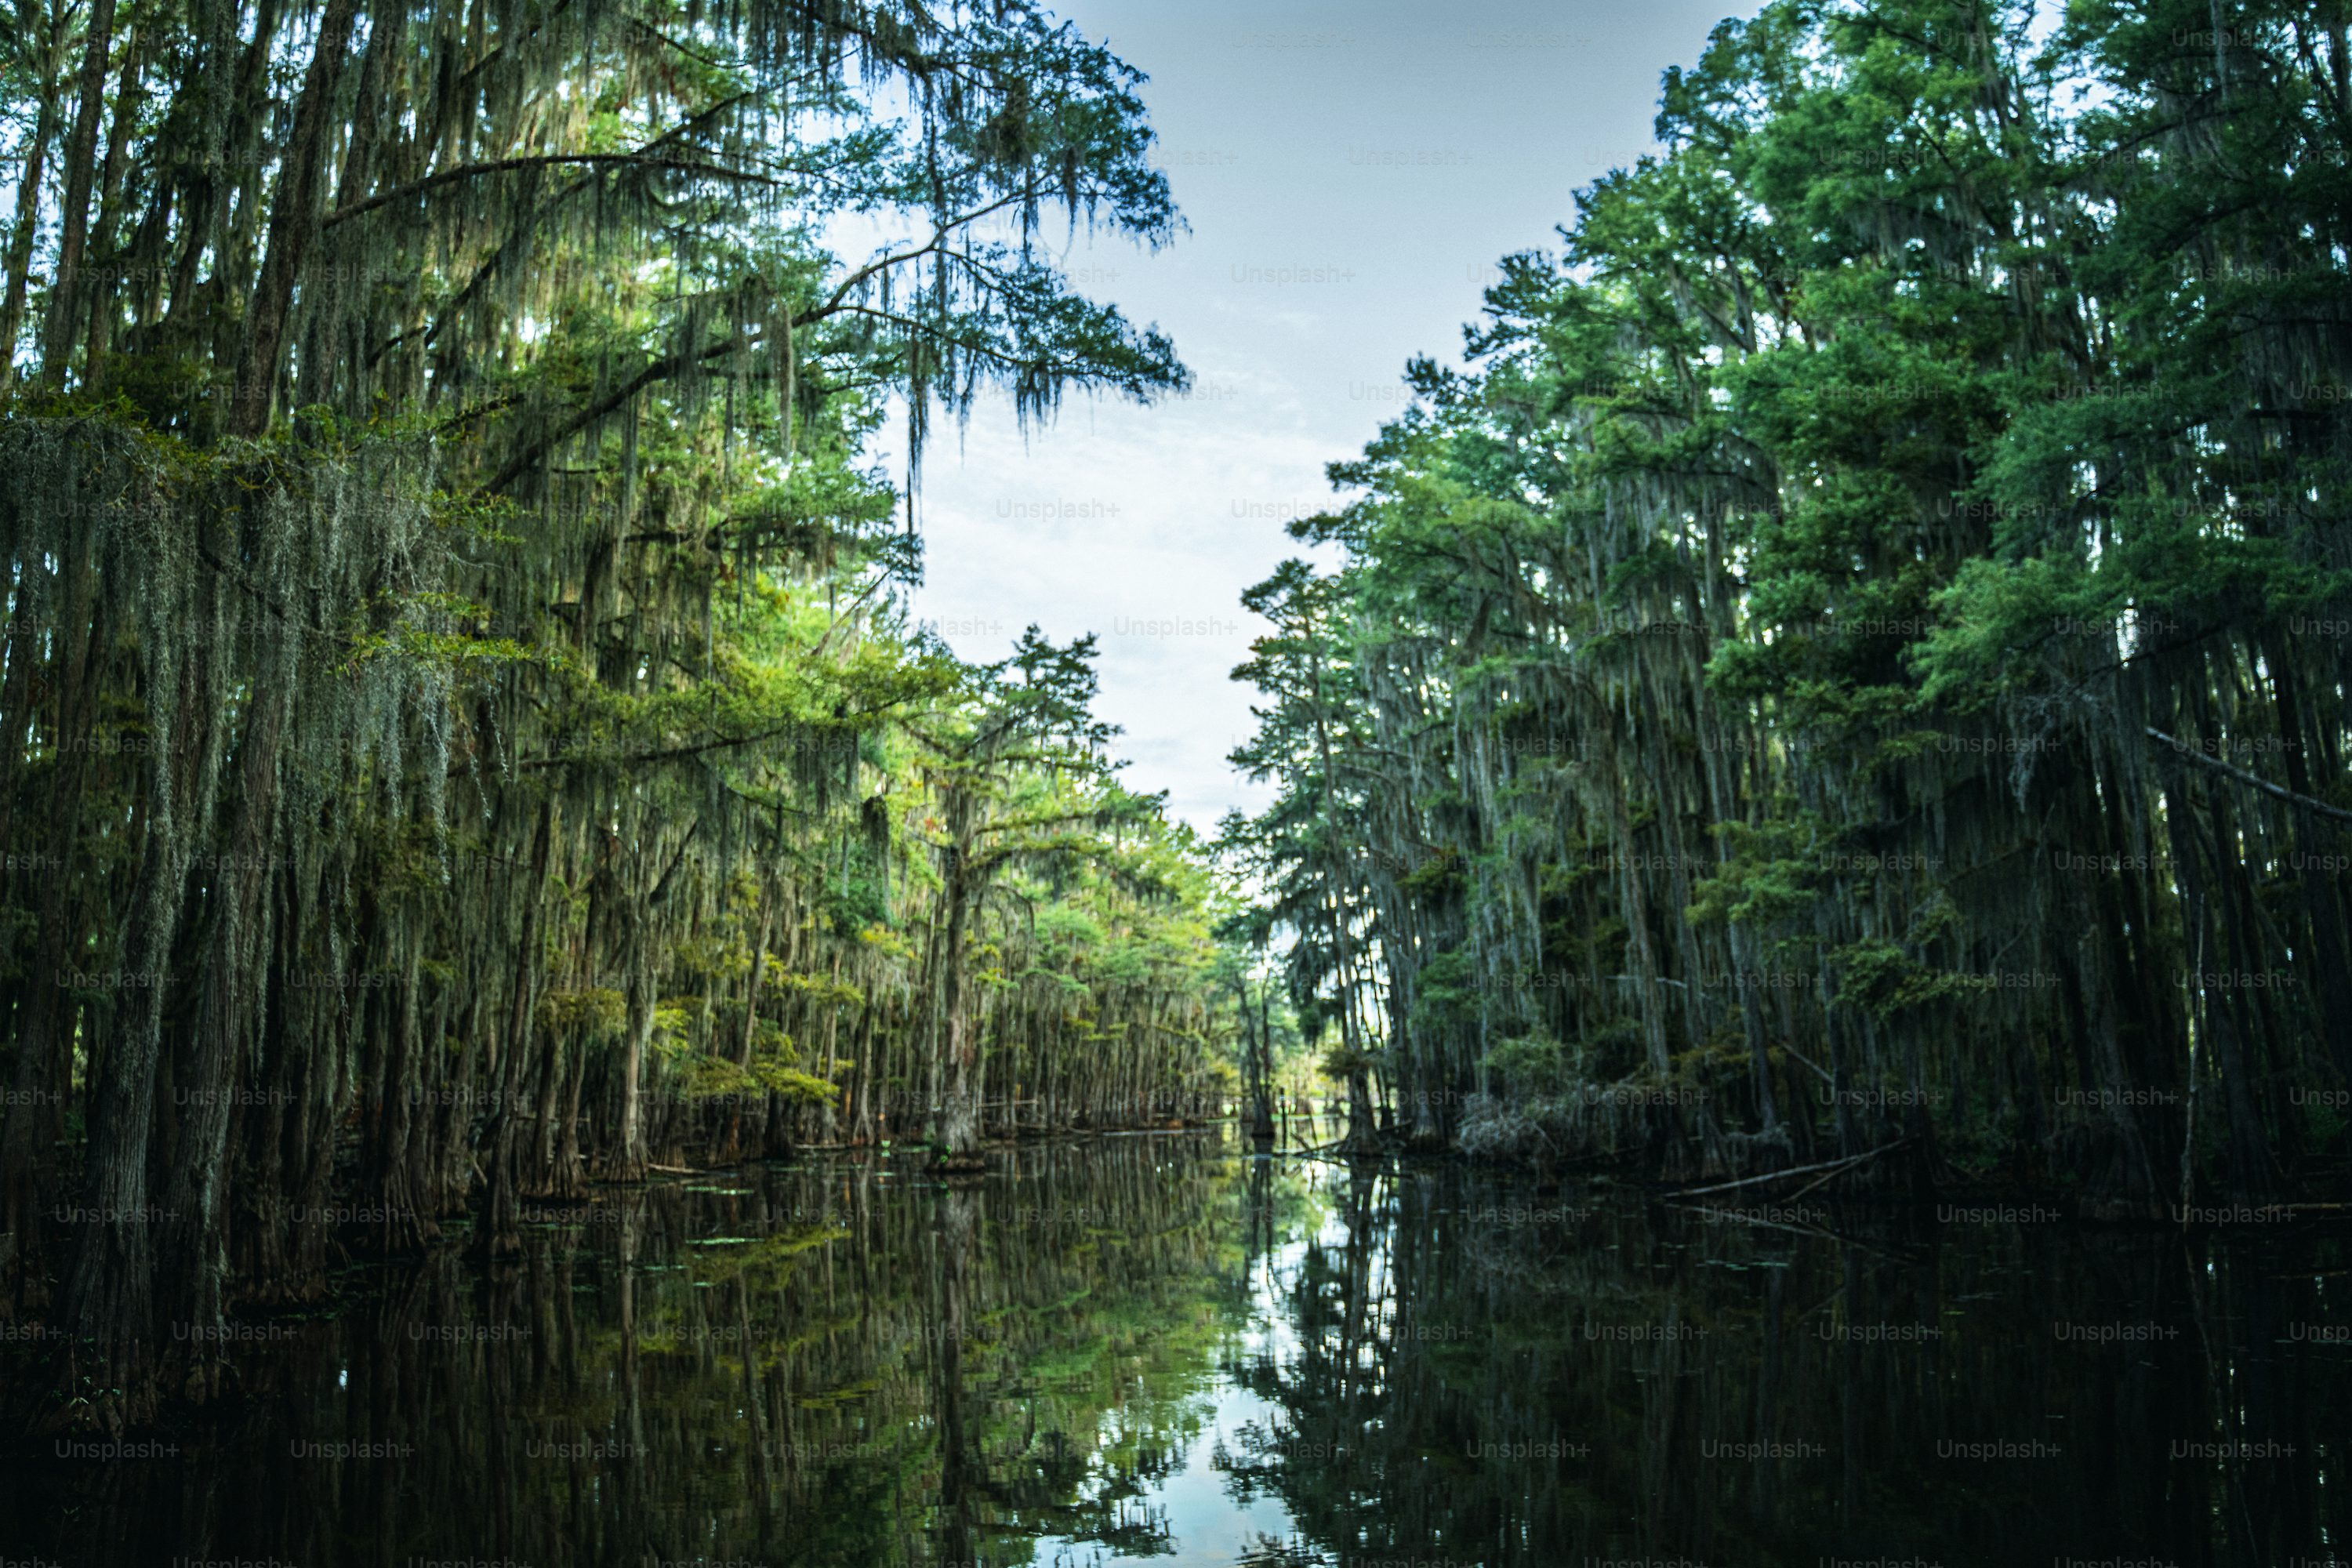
[0, 0, 1232, 1422]
[1226, 0, 2352, 1211]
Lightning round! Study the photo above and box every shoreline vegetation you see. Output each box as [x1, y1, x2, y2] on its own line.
[1218, 0, 2352, 1218]
[0, 0, 1236, 1424]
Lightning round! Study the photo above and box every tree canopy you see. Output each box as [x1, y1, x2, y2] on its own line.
[1224, 0, 2352, 1210]
[0, 0, 1243, 1421]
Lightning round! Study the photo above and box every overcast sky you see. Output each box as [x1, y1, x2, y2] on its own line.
[885, 0, 1766, 836]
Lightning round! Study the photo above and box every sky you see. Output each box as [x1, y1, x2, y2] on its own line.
[882, 0, 1768, 836]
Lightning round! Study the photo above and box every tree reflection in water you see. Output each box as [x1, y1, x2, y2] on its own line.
[1222, 1158, 2347, 1568]
[2, 1131, 2343, 1567]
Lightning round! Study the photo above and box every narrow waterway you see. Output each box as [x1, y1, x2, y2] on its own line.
[3, 1129, 2343, 1566]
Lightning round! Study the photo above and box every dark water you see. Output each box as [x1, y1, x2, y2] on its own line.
[2, 1129, 2346, 1567]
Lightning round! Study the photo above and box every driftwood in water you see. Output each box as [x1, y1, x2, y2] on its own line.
[1670, 1140, 1911, 1201]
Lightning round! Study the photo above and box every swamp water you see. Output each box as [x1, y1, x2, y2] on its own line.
[2, 1127, 2343, 1566]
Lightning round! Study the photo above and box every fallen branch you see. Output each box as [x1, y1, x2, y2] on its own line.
[1784, 1161, 1859, 1203]
[1665, 1200, 1833, 1240]
[1669, 1138, 1910, 1200]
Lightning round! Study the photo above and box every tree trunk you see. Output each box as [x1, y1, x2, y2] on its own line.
[1341, 1060, 1379, 1156]
[0, 530, 102, 1307]
[59, 648, 211, 1417]
[2263, 639, 2352, 1086]
[227, 0, 361, 437]
[2163, 772, 2275, 1204]
[477, 800, 554, 1261]
[615, 946, 652, 1181]
[933, 864, 983, 1169]
[1248, 977, 1276, 1145]
[0, 86, 62, 391]
[75, 29, 149, 389]
[159, 677, 289, 1354]
[38, 0, 119, 383]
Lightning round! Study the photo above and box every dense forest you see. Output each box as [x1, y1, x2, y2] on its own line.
[6, 0, 2350, 1464]
[0, 0, 1254, 1417]
[1225, 0, 2352, 1211]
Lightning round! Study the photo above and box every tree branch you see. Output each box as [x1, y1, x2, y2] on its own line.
[326, 149, 777, 230]
[2148, 726, 2352, 829]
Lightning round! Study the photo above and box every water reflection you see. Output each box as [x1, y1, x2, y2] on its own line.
[2, 1132, 2343, 1567]
[1228, 1162, 2347, 1567]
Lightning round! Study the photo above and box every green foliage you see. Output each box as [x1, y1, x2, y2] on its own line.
[1224, 0, 2352, 1196]
[0, 0, 1251, 1352]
